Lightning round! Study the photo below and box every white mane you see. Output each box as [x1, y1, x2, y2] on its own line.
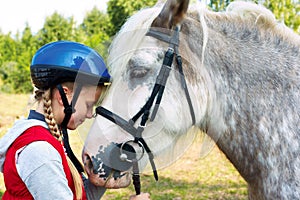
[108, 1, 300, 82]
[107, 5, 163, 79]
[219, 1, 299, 43]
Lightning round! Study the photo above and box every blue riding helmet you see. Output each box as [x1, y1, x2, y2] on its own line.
[30, 41, 111, 89]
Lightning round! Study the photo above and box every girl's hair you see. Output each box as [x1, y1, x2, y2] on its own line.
[35, 84, 83, 199]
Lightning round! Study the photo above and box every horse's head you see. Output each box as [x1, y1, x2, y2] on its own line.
[82, 0, 206, 188]
[80, 0, 300, 198]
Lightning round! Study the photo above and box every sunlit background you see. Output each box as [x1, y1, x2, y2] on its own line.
[0, 0, 108, 34]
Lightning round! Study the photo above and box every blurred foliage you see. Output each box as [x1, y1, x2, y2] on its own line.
[0, 0, 299, 93]
[107, 0, 157, 36]
[264, 0, 300, 33]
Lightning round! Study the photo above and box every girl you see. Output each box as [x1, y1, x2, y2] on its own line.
[0, 41, 150, 200]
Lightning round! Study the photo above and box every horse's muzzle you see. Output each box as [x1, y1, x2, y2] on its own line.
[103, 142, 137, 171]
[83, 142, 140, 188]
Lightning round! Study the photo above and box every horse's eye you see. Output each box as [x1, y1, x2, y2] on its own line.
[129, 68, 149, 79]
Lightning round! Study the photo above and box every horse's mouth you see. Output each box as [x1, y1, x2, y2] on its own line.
[83, 154, 132, 188]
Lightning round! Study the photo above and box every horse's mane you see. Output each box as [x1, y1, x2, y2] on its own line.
[108, 1, 300, 78]
[107, 5, 163, 78]
[192, 1, 300, 46]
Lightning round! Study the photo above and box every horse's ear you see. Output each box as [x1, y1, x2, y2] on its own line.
[151, 0, 189, 29]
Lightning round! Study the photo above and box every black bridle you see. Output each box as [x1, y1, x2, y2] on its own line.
[95, 26, 195, 195]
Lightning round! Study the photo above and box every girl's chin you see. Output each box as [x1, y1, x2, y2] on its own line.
[67, 125, 76, 130]
[67, 121, 82, 130]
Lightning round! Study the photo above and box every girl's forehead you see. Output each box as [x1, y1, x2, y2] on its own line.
[79, 85, 101, 97]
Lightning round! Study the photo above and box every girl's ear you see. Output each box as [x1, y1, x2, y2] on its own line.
[54, 86, 71, 106]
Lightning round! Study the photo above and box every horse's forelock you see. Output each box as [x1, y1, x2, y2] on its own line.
[108, 6, 163, 79]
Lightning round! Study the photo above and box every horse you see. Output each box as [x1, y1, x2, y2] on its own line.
[82, 0, 300, 199]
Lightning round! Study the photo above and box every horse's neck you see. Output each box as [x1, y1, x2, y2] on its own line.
[186, 13, 300, 181]
[189, 13, 300, 132]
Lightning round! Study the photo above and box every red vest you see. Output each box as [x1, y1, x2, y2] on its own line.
[2, 126, 86, 200]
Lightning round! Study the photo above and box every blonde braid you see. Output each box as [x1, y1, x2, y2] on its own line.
[42, 89, 61, 141]
[42, 88, 83, 199]
[67, 157, 84, 200]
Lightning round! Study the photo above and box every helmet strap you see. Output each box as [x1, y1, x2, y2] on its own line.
[56, 84, 84, 173]
[56, 83, 83, 128]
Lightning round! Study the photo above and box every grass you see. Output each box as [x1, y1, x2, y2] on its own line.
[0, 93, 32, 198]
[0, 93, 248, 199]
[101, 144, 248, 200]
[100, 137, 248, 200]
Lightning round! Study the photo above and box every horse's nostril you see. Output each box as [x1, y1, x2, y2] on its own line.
[84, 154, 94, 172]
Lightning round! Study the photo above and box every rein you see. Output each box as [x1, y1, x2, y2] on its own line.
[95, 26, 195, 194]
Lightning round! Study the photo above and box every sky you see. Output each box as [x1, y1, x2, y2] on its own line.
[0, 0, 109, 35]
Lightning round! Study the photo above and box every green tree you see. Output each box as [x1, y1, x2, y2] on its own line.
[81, 7, 112, 37]
[0, 34, 18, 92]
[209, 0, 231, 11]
[107, 0, 157, 36]
[79, 7, 111, 58]
[0, 34, 17, 65]
[0, 61, 31, 93]
[36, 12, 77, 46]
[0, 31, 34, 93]
[17, 25, 38, 65]
[0, 33, 4, 67]
[263, 0, 300, 33]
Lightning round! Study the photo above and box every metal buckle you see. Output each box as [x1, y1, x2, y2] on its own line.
[119, 140, 145, 163]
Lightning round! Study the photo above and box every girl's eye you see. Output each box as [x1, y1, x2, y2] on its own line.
[87, 103, 94, 109]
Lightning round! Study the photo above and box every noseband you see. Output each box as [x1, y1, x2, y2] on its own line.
[95, 26, 195, 194]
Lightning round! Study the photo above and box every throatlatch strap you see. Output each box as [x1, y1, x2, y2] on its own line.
[175, 55, 196, 125]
